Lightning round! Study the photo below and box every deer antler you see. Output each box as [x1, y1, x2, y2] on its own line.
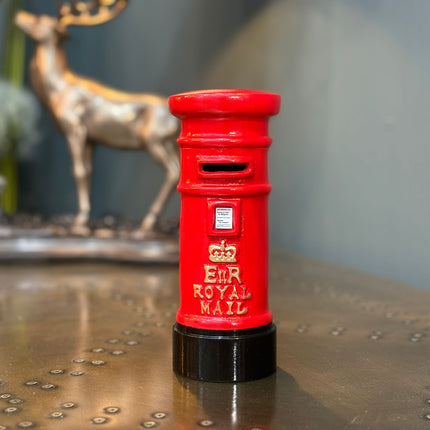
[58, 0, 128, 28]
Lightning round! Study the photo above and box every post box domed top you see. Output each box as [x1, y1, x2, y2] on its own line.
[169, 89, 281, 117]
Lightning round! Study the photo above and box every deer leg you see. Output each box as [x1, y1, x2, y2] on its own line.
[65, 128, 91, 234]
[140, 140, 180, 235]
[83, 144, 94, 201]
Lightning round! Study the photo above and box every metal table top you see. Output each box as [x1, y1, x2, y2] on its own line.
[1, 252, 430, 429]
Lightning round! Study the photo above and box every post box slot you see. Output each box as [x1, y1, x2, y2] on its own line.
[197, 157, 254, 178]
[202, 163, 248, 173]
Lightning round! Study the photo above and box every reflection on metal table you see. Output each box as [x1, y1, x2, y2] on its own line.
[1, 252, 430, 429]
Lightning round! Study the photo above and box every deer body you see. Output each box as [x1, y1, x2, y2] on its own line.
[16, 4, 180, 235]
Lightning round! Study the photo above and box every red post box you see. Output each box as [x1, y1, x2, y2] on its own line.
[169, 89, 281, 382]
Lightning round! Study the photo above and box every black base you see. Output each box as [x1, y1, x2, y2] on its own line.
[173, 322, 276, 382]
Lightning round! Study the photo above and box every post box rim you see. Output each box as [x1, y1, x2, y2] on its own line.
[169, 89, 281, 117]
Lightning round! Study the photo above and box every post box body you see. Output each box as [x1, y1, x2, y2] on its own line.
[179, 151, 271, 331]
[170, 90, 280, 382]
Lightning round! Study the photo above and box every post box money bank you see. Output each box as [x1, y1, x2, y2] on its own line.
[169, 89, 281, 382]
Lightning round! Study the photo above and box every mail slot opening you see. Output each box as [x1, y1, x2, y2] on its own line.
[202, 163, 248, 173]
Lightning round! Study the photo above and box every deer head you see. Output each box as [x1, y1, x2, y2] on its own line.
[15, 0, 128, 42]
[15, 12, 59, 42]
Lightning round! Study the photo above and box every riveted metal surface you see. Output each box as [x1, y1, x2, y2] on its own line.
[1, 253, 430, 428]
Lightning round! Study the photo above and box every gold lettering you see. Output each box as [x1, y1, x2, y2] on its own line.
[241, 286, 252, 300]
[198, 263, 249, 318]
[193, 284, 203, 299]
[200, 301, 210, 315]
[229, 286, 239, 300]
[227, 266, 241, 284]
[204, 265, 217, 283]
[215, 285, 229, 300]
[212, 301, 222, 315]
[204, 286, 214, 299]
[217, 269, 228, 284]
[236, 302, 248, 315]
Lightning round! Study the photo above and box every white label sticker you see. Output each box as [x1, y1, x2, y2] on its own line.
[215, 207, 233, 230]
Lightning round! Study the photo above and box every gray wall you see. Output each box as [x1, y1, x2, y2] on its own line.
[204, 0, 430, 289]
[2, 0, 430, 289]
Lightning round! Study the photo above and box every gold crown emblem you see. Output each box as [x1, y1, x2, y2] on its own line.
[208, 240, 237, 263]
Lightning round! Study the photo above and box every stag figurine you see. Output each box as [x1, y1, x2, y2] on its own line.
[15, 0, 180, 236]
